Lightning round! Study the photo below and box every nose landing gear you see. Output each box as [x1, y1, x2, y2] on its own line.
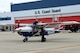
[23, 37, 28, 42]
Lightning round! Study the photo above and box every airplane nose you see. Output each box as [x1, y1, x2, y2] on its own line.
[15, 28, 20, 31]
[15, 28, 19, 31]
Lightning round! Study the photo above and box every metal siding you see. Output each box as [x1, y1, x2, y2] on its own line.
[59, 16, 80, 22]
[15, 17, 52, 24]
[11, 0, 80, 11]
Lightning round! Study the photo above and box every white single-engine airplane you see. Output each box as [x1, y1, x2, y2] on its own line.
[15, 21, 80, 42]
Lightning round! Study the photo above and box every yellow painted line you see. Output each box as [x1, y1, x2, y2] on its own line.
[13, 44, 80, 53]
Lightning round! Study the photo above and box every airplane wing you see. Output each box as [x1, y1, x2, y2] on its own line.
[37, 21, 80, 28]
[60, 21, 80, 25]
[36, 22, 60, 29]
[16, 23, 33, 27]
[16, 21, 80, 28]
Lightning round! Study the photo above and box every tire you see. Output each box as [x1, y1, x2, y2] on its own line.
[23, 38, 28, 42]
[23, 39, 26, 42]
[41, 38, 46, 42]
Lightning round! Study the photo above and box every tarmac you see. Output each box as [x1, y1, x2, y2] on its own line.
[0, 31, 80, 53]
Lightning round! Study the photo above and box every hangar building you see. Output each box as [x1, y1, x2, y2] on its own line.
[0, 0, 80, 31]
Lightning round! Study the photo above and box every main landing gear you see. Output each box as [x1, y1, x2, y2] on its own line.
[41, 36, 46, 42]
[41, 27, 46, 42]
[23, 36, 46, 42]
[23, 37, 28, 42]
[22, 26, 46, 42]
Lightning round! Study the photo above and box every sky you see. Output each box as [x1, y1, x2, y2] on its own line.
[0, 0, 40, 13]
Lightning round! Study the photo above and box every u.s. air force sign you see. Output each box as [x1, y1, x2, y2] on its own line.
[35, 9, 61, 14]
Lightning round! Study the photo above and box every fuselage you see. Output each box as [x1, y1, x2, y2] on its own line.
[15, 26, 61, 37]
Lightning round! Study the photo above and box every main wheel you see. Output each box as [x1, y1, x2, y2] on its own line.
[41, 37, 46, 42]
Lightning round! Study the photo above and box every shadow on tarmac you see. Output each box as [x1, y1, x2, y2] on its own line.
[1, 38, 79, 43]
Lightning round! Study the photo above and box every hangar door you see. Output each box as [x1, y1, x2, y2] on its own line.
[15, 16, 57, 24]
[59, 16, 80, 22]
[15, 15, 57, 28]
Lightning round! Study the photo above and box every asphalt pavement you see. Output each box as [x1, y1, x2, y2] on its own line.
[0, 31, 80, 53]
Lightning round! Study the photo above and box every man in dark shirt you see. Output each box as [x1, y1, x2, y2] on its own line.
[32, 20, 39, 34]
[33, 20, 38, 25]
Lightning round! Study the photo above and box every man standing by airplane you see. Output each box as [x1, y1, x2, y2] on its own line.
[33, 19, 39, 25]
[32, 19, 46, 42]
[32, 19, 39, 34]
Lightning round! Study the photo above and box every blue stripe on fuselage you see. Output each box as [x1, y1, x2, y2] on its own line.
[21, 31, 48, 37]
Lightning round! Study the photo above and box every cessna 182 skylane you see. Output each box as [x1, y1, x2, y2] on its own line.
[15, 21, 80, 42]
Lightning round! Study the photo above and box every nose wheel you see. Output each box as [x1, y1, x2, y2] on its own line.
[23, 37, 28, 42]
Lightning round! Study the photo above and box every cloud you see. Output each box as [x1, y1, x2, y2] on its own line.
[0, 0, 40, 12]
[10, 0, 40, 4]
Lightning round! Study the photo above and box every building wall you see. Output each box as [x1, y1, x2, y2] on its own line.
[15, 16, 53, 24]
[11, 0, 80, 11]
[0, 1, 80, 31]
[59, 16, 80, 22]
[0, 4, 80, 25]
[15, 13, 80, 24]
[13, 4, 80, 24]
